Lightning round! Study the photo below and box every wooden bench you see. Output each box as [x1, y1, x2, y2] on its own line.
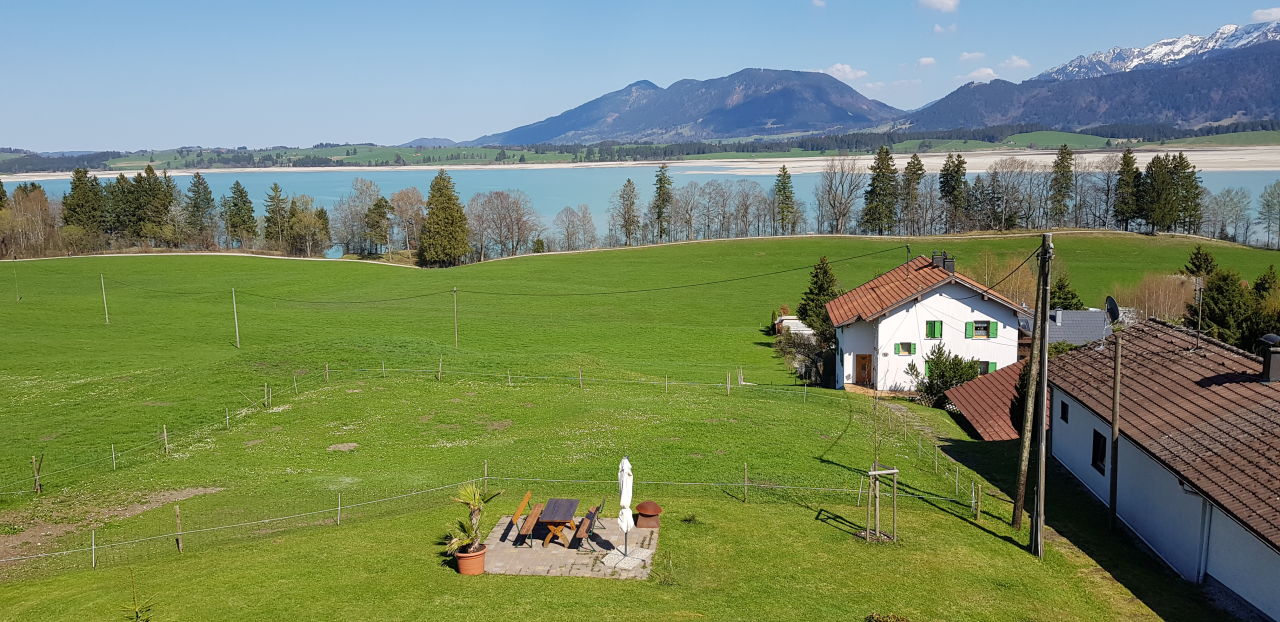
[573, 497, 606, 551]
[516, 502, 544, 547]
[505, 491, 533, 543]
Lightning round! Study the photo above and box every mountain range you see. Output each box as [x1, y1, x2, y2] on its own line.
[453, 20, 1280, 145]
[1034, 21, 1280, 81]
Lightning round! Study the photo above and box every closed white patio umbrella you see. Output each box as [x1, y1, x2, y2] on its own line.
[618, 456, 634, 555]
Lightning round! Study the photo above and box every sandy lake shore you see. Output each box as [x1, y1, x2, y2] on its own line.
[4, 145, 1279, 183]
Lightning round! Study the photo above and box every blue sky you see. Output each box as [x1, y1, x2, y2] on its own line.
[4, 0, 1275, 151]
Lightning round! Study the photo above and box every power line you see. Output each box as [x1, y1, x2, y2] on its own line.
[235, 289, 455, 305]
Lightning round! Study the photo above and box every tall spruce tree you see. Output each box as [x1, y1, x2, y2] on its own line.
[1048, 145, 1074, 227]
[1140, 154, 1177, 232]
[182, 172, 216, 241]
[1171, 152, 1203, 234]
[796, 256, 843, 348]
[262, 183, 290, 248]
[221, 181, 256, 248]
[62, 168, 106, 233]
[650, 164, 673, 241]
[861, 146, 898, 235]
[899, 154, 925, 234]
[616, 178, 640, 246]
[417, 170, 469, 267]
[363, 196, 393, 255]
[939, 153, 969, 232]
[773, 165, 799, 235]
[1187, 267, 1256, 347]
[1113, 148, 1141, 231]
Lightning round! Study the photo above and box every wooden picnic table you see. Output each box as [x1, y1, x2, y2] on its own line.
[539, 498, 580, 547]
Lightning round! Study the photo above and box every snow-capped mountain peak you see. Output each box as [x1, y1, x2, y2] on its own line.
[1034, 20, 1280, 81]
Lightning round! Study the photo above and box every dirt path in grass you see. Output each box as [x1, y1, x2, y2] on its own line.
[0, 487, 223, 562]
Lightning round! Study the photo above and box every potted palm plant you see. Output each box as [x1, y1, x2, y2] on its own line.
[444, 483, 501, 575]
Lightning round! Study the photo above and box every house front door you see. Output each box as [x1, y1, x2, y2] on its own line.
[855, 354, 872, 386]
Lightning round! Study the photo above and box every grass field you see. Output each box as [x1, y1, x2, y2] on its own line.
[1162, 130, 1280, 147]
[1003, 131, 1112, 150]
[1, 233, 1274, 620]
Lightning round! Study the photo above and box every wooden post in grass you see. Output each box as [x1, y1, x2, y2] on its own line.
[31, 454, 42, 493]
[452, 287, 459, 348]
[162, 426, 169, 454]
[437, 356, 443, 381]
[111, 444, 116, 470]
[865, 482, 873, 542]
[91, 529, 96, 569]
[664, 377, 668, 393]
[225, 408, 230, 430]
[100, 274, 109, 325]
[742, 463, 749, 503]
[507, 369, 513, 386]
[579, 367, 584, 389]
[337, 493, 342, 525]
[483, 460, 489, 494]
[324, 363, 330, 383]
[976, 484, 983, 522]
[174, 505, 183, 553]
[231, 288, 240, 349]
[293, 374, 298, 394]
[263, 384, 268, 407]
[726, 372, 731, 396]
[381, 361, 386, 378]
[874, 472, 881, 539]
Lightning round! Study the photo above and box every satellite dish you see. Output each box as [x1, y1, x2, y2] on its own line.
[1105, 296, 1121, 325]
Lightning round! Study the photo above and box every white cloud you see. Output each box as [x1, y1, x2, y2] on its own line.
[957, 67, 998, 82]
[1252, 7, 1280, 21]
[959, 51, 985, 61]
[861, 81, 887, 90]
[918, 56, 937, 67]
[1000, 55, 1031, 69]
[933, 23, 957, 33]
[812, 0, 826, 7]
[822, 63, 869, 82]
[919, 0, 959, 12]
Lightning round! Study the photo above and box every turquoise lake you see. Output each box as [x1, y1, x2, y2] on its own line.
[30, 164, 1280, 237]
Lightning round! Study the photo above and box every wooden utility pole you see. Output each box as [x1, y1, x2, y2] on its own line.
[1030, 233, 1053, 559]
[1109, 334, 1123, 531]
[174, 505, 183, 552]
[1012, 241, 1047, 530]
[452, 287, 459, 348]
[231, 288, 241, 349]
[100, 274, 109, 325]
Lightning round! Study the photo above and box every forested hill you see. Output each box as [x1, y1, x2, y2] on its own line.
[904, 42, 1280, 131]
[467, 69, 902, 145]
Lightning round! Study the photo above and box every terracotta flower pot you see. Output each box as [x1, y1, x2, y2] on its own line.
[454, 545, 487, 575]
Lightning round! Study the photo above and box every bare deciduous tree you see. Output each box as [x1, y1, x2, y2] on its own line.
[389, 187, 426, 250]
[814, 157, 867, 234]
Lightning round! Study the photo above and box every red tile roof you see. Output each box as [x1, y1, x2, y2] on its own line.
[825, 256, 1024, 327]
[945, 360, 1027, 441]
[1050, 320, 1280, 552]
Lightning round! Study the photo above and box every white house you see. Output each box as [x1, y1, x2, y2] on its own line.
[826, 252, 1024, 391]
[1050, 320, 1280, 622]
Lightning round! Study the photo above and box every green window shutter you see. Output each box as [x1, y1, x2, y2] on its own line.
[965, 322, 974, 338]
[988, 361, 997, 374]
[910, 343, 918, 355]
[925, 321, 938, 338]
[894, 343, 901, 355]
[989, 322, 999, 339]
[934, 321, 943, 338]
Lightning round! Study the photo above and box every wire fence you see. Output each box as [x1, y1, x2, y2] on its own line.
[0, 362, 1008, 575]
[1, 361, 979, 498]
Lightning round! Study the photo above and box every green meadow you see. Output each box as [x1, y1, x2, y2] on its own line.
[1002, 131, 1113, 150]
[0, 233, 1273, 620]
